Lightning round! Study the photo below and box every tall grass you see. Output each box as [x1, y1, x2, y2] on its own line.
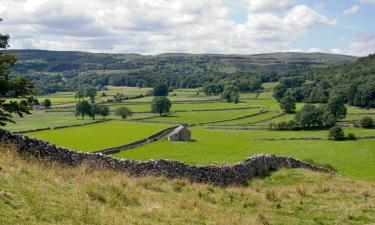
[1, 145, 374, 225]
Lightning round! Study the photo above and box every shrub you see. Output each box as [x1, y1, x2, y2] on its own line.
[328, 126, 345, 141]
[360, 116, 374, 128]
[347, 133, 356, 140]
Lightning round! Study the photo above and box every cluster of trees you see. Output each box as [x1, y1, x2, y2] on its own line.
[270, 96, 347, 130]
[74, 87, 97, 103]
[75, 101, 109, 120]
[110, 93, 145, 103]
[273, 54, 375, 109]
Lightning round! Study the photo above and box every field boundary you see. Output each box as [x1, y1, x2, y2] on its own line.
[0, 128, 333, 185]
[212, 112, 286, 127]
[92, 125, 180, 155]
[191, 107, 265, 126]
[254, 136, 375, 141]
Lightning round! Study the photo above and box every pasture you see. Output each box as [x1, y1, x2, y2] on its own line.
[4, 86, 375, 181]
[26, 121, 170, 152]
[113, 126, 375, 181]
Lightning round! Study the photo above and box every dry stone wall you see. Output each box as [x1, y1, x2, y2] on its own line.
[0, 128, 333, 185]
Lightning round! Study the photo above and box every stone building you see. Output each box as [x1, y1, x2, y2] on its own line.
[168, 125, 191, 141]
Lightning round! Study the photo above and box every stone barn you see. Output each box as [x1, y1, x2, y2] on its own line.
[168, 125, 191, 141]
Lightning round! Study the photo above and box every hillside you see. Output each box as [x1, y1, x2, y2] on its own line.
[1, 145, 374, 225]
[3, 50, 357, 94]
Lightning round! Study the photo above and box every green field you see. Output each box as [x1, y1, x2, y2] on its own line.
[4, 111, 90, 132]
[4, 88, 375, 182]
[26, 121, 171, 152]
[113, 126, 375, 180]
[145, 108, 260, 124]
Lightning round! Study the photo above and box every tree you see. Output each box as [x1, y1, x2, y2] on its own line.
[329, 126, 345, 141]
[74, 89, 84, 101]
[42, 99, 52, 109]
[115, 107, 133, 120]
[279, 95, 296, 113]
[295, 104, 324, 128]
[75, 100, 91, 120]
[0, 19, 34, 126]
[84, 87, 97, 103]
[97, 105, 110, 119]
[151, 97, 172, 115]
[152, 84, 169, 96]
[88, 103, 100, 120]
[326, 95, 347, 120]
[222, 85, 240, 103]
[360, 116, 374, 128]
[113, 93, 125, 102]
[273, 84, 287, 101]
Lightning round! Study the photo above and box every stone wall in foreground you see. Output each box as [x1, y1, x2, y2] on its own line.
[0, 129, 333, 185]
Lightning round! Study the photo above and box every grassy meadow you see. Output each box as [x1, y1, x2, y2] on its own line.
[113, 126, 375, 181]
[26, 121, 170, 152]
[3, 86, 375, 182]
[1, 146, 374, 225]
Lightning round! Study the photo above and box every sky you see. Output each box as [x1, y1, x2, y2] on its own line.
[0, 0, 374, 56]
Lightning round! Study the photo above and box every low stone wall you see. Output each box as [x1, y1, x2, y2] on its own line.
[93, 125, 179, 154]
[0, 129, 333, 185]
[194, 109, 266, 126]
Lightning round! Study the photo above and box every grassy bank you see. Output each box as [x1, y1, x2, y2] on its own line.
[1, 145, 374, 225]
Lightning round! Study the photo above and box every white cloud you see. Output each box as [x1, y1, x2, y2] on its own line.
[343, 4, 360, 15]
[247, 0, 294, 12]
[308, 48, 322, 52]
[346, 33, 375, 56]
[359, 0, 375, 4]
[0, 0, 337, 54]
[331, 48, 343, 54]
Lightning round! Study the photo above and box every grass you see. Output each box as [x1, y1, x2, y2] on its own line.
[4, 111, 90, 132]
[25, 121, 171, 152]
[1, 146, 374, 225]
[106, 102, 255, 113]
[262, 82, 279, 90]
[145, 108, 259, 124]
[113, 126, 375, 181]
[214, 111, 281, 125]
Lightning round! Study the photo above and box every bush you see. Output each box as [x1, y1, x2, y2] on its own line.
[328, 126, 345, 141]
[347, 133, 356, 140]
[360, 116, 374, 128]
[269, 120, 298, 130]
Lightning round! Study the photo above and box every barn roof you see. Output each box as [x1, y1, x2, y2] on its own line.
[169, 125, 189, 136]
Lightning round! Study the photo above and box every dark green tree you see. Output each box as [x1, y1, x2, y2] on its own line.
[115, 107, 133, 120]
[295, 104, 324, 128]
[84, 87, 97, 103]
[279, 95, 296, 113]
[329, 126, 345, 141]
[113, 93, 125, 102]
[74, 89, 84, 101]
[222, 85, 240, 103]
[88, 103, 100, 120]
[75, 100, 91, 120]
[151, 97, 171, 115]
[97, 105, 110, 119]
[326, 95, 347, 120]
[42, 99, 52, 109]
[273, 84, 287, 101]
[152, 84, 169, 96]
[360, 116, 374, 128]
[0, 19, 34, 126]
